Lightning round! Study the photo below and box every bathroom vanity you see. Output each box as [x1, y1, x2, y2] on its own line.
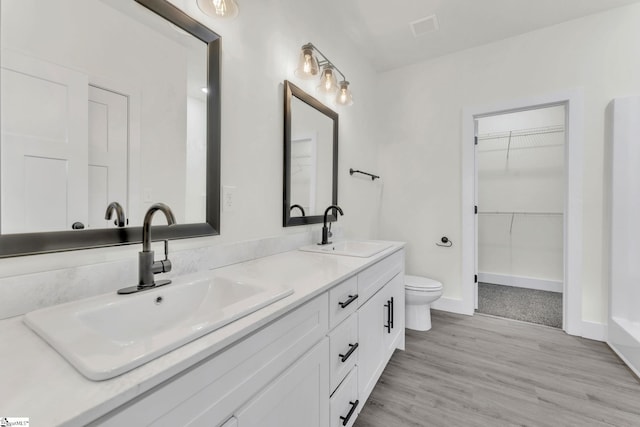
[0, 242, 405, 427]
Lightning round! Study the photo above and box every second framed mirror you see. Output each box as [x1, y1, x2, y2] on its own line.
[283, 80, 338, 227]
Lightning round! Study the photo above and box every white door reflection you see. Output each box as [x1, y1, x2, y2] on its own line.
[290, 133, 317, 216]
[1, 51, 89, 233]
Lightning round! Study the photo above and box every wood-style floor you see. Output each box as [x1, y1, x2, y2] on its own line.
[354, 311, 640, 427]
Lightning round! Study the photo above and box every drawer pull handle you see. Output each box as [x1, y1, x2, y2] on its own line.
[339, 294, 358, 309]
[390, 296, 394, 330]
[384, 299, 391, 333]
[340, 400, 359, 426]
[339, 342, 359, 363]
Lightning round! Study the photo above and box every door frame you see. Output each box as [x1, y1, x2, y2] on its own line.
[461, 89, 584, 336]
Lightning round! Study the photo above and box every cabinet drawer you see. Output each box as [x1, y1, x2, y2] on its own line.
[357, 250, 403, 305]
[329, 275, 358, 329]
[330, 367, 359, 427]
[94, 294, 329, 427]
[328, 313, 358, 393]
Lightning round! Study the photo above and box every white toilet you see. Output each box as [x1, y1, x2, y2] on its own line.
[405, 275, 443, 331]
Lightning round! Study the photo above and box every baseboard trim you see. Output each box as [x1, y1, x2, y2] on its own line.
[609, 343, 640, 380]
[608, 318, 640, 378]
[581, 320, 607, 342]
[431, 297, 472, 316]
[479, 272, 563, 293]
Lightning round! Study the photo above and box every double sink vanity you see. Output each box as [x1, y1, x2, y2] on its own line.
[2, 240, 405, 427]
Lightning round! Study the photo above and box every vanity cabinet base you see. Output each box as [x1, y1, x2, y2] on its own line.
[92, 248, 405, 427]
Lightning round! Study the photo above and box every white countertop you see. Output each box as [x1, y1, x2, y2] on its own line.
[0, 242, 404, 426]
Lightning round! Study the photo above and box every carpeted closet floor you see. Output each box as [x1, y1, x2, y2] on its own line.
[476, 282, 563, 328]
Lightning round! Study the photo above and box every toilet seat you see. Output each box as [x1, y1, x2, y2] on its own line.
[404, 275, 443, 291]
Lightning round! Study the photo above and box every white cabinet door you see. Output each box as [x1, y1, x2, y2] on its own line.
[357, 271, 405, 405]
[357, 289, 385, 404]
[236, 339, 329, 427]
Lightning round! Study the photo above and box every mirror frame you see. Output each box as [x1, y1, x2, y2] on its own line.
[283, 80, 338, 227]
[0, 0, 221, 257]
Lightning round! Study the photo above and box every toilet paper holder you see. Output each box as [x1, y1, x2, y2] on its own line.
[436, 236, 452, 247]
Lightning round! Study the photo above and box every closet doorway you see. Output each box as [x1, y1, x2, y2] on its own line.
[475, 105, 565, 328]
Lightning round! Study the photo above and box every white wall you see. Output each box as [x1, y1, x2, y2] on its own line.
[376, 3, 640, 325]
[0, 0, 380, 279]
[188, 0, 382, 242]
[477, 107, 564, 283]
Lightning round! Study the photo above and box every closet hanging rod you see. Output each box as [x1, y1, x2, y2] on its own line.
[349, 168, 380, 181]
[478, 211, 563, 216]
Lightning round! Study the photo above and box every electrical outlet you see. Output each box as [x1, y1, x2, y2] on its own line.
[223, 185, 236, 212]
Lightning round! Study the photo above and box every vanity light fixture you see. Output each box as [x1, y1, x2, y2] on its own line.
[196, 0, 239, 19]
[294, 42, 353, 106]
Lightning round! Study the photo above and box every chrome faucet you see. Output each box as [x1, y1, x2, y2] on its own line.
[118, 203, 177, 295]
[319, 205, 343, 245]
[104, 201, 126, 227]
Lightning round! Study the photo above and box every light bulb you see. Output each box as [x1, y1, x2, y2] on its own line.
[197, 0, 239, 19]
[317, 66, 338, 94]
[335, 81, 353, 106]
[295, 46, 319, 79]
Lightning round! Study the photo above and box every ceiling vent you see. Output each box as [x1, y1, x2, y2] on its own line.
[410, 15, 439, 38]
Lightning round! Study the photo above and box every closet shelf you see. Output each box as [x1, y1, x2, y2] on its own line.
[479, 211, 562, 234]
[476, 125, 565, 141]
[478, 211, 563, 216]
[477, 124, 565, 157]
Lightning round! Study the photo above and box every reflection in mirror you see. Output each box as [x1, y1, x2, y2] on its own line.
[1, 0, 206, 233]
[283, 81, 338, 227]
[0, 0, 221, 257]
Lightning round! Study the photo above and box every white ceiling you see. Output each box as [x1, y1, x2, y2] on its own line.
[329, 0, 640, 71]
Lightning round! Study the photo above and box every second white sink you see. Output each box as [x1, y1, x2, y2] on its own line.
[24, 275, 293, 380]
[299, 240, 392, 258]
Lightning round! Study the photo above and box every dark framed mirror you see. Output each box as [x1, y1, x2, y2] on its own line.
[0, 0, 221, 257]
[283, 80, 338, 227]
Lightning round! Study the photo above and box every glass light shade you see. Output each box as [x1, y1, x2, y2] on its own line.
[335, 81, 353, 106]
[196, 0, 239, 19]
[294, 47, 319, 79]
[317, 66, 338, 94]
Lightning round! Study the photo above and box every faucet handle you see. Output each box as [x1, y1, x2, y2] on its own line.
[149, 240, 172, 275]
[160, 240, 172, 273]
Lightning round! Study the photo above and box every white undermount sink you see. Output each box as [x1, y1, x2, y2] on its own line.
[299, 240, 392, 258]
[23, 275, 293, 381]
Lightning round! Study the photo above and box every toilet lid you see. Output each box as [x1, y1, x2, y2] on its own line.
[404, 275, 443, 291]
